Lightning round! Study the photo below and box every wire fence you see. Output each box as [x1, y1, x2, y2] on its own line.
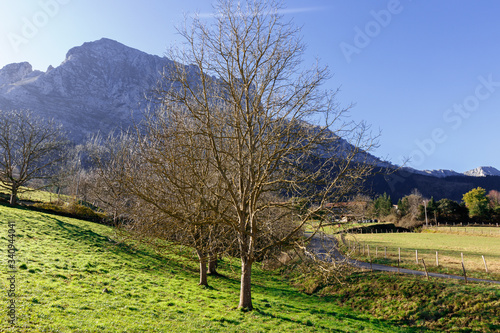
[340, 238, 499, 281]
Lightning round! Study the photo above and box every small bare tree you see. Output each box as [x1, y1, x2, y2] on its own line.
[0, 109, 68, 205]
[86, 131, 235, 286]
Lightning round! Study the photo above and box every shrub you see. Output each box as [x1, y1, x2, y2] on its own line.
[32, 201, 106, 222]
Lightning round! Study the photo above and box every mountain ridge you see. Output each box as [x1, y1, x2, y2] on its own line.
[403, 166, 500, 178]
[0, 38, 171, 143]
[0, 37, 499, 200]
[463, 166, 500, 177]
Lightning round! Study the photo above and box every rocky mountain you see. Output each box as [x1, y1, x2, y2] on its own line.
[0, 38, 172, 143]
[1, 38, 499, 201]
[402, 166, 500, 178]
[0, 37, 388, 165]
[463, 166, 500, 177]
[402, 167, 463, 178]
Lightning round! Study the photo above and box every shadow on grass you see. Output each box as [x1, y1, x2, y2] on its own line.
[209, 272, 422, 332]
[34, 214, 202, 278]
[255, 308, 344, 332]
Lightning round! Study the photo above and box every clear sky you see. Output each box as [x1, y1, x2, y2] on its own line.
[1, 0, 500, 173]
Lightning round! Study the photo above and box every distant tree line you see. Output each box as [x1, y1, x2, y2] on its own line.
[364, 187, 500, 226]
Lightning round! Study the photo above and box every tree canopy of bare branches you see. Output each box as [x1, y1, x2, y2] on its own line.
[86, 0, 377, 310]
[142, 0, 378, 310]
[0, 109, 68, 205]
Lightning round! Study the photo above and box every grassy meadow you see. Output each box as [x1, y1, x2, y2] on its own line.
[0, 200, 499, 332]
[0, 203, 412, 332]
[343, 227, 500, 281]
[424, 225, 500, 237]
[0, 187, 71, 204]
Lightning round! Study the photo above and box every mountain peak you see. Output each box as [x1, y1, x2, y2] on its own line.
[464, 166, 500, 177]
[0, 38, 174, 143]
[0, 62, 33, 86]
[64, 38, 141, 62]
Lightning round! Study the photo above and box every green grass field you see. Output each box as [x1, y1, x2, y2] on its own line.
[0, 187, 72, 204]
[1, 204, 499, 332]
[0, 204, 411, 332]
[344, 230, 500, 280]
[424, 225, 500, 236]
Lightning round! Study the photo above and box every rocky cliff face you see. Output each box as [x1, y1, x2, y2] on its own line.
[0, 38, 172, 143]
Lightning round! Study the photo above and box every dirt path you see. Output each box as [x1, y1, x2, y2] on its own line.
[306, 232, 500, 285]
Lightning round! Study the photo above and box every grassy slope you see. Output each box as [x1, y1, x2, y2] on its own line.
[0, 187, 70, 204]
[0, 204, 411, 333]
[314, 272, 500, 332]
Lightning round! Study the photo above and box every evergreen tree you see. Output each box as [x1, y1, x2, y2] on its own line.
[373, 193, 392, 218]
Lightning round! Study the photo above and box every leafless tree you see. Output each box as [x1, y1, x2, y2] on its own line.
[147, 0, 378, 309]
[0, 109, 68, 205]
[349, 194, 373, 222]
[406, 189, 424, 219]
[86, 130, 235, 286]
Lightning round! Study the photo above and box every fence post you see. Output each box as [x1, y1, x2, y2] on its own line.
[384, 247, 387, 259]
[482, 255, 488, 273]
[415, 249, 418, 264]
[422, 259, 429, 280]
[398, 247, 401, 263]
[376, 246, 378, 258]
[436, 251, 439, 267]
[461, 253, 468, 284]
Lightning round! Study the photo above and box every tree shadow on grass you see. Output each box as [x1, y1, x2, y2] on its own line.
[39, 215, 200, 278]
[245, 276, 433, 332]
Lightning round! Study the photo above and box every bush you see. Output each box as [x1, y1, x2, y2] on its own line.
[69, 202, 106, 221]
[33, 201, 66, 213]
[32, 201, 106, 222]
[396, 215, 424, 230]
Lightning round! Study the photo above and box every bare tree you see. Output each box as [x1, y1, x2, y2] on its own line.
[148, 0, 377, 310]
[86, 130, 235, 286]
[0, 110, 68, 205]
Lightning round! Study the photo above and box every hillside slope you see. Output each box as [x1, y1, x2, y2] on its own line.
[0, 204, 402, 332]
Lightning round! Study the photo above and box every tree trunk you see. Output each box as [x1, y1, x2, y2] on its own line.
[196, 250, 208, 286]
[9, 185, 18, 206]
[208, 253, 218, 275]
[238, 258, 253, 310]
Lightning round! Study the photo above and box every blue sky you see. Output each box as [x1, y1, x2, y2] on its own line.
[1, 0, 500, 173]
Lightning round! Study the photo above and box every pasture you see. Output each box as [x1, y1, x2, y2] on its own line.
[1, 201, 499, 332]
[0, 204, 405, 332]
[344, 228, 500, 281]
